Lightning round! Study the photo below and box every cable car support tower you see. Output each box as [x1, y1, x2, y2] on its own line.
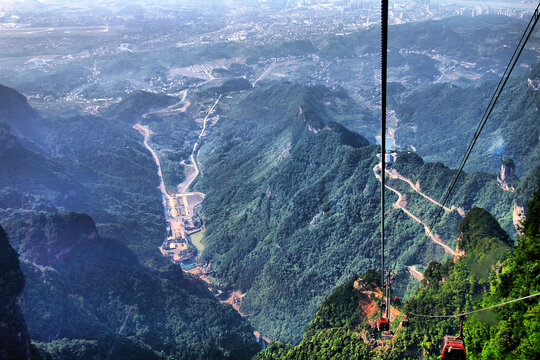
[377, 0, 392, 336]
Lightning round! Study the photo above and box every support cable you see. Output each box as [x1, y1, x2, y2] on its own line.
[411, 3, 540, 265]
[406, 292, 540, 319]
[380, 0, 388, 297]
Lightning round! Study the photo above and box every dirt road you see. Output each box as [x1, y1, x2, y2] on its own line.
[373, 162, 456, 256]
[408, 265, 424, 282]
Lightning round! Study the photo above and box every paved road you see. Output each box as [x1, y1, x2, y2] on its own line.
[253, 62, 276, 86]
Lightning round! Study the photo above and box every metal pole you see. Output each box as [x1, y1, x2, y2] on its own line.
[380, 0, 388, 291]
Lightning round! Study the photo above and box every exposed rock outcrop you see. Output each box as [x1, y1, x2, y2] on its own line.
[497, 157, 518, 192]
[513, 202, 526, 235]
[454, 232, 466, 262]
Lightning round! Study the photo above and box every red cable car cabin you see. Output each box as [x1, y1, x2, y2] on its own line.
[377, 318, 390, 331]
[441, 336, 466, 360]
[394, 296, 400, 303]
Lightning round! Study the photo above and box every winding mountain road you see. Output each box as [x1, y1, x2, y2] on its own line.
[137, 91, 220, 197]
[385, 168, 454, 213]
[133, 124, 170, 198]
[373, 162, 456, 256]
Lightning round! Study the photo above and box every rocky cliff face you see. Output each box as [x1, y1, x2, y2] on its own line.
[454, 232, 466, 262]
[498, 158, 527, 234]
[0, 226, 38, 360]
[497, 157, 517, 192]
[513, 202, 526, 235]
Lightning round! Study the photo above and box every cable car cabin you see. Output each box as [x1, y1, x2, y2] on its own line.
[394, 296, 400, 304]
[391, 276, 396, 280]
[441, 336, 466, 360]
[377, 318, 390, 331]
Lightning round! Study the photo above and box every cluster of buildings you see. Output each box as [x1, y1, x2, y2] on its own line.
[184, 0, 535, 58]
[159, 194, 204, 271]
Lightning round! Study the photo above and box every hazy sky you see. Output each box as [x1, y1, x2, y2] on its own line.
[1, 0, 536, 12]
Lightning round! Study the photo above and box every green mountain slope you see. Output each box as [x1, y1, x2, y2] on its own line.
[393, 207, 513, 359]
[255, 185, 540, 359]
[196, 82, 382, 341]
[4, 212, 259, 360]
[0, 83, 263, 360]
[0, 126, 83, 208]
[102, 91, 177, 124]
[0, 85, 165, 262]
[37, 114, 165, 260]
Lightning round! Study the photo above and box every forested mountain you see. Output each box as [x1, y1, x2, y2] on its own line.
[102, 91, 177, 124]
[0, 85, 165, 262]
[393, 188, 539, 359]
[390, 62, 540, 176]
[1, 61, 538, 349]
[255, 185, 540, 359]
[0, 125, 83, 208]
[193, 80, 537, 342]
[0, 84, 261, 359]
[4, 213, 259, 360]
